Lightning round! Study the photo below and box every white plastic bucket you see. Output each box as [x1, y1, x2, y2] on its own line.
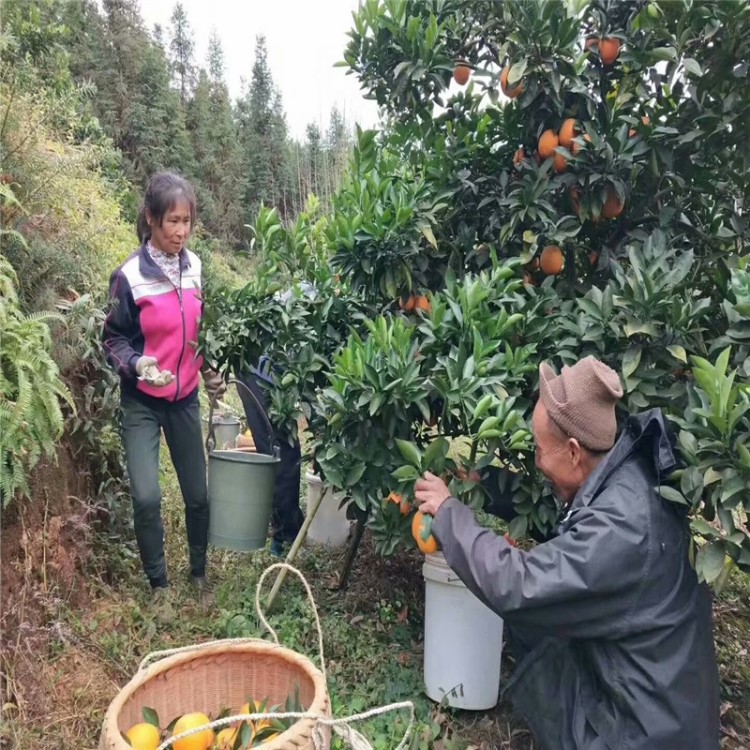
[305, 472, 351, 547]
[422, 552, 504, 710]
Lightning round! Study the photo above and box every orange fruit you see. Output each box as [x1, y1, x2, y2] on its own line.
[538, 129, 559, 160]
[558, 118, 579, 149]
[572, 133, 592, 155]
[500, 65, 524, 98]
[399, 294, 416, 313]
[629, 115, 651, 137]
[400, 501, 412, 516]
[172, 712, 214, 750]
[387, 492, 402, 505]
[215, 727, 239, 750]
[411, 511, 439, 555]
[553, 151, 568, 173]
[125, 723, 160, 750]
[414, 295, 431, 312]
[602, 186, 625, 219]
[539, 245, 564, 276]
[599, 38, 621, 65]
[513, 147, 525, 168]
[453, 65, 471, 85]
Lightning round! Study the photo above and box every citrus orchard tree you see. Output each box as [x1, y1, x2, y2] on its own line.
[202, 0, 750, 583]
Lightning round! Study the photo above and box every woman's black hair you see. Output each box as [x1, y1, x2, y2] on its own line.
[136, 172, 197, 243]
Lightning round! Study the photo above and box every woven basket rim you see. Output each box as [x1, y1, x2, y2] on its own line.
[100, 640, 330, 750]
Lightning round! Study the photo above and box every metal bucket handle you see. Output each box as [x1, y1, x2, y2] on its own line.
[206, 376, 280, 458]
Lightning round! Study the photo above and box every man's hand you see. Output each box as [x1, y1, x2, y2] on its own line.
[414, 471, 453, 516]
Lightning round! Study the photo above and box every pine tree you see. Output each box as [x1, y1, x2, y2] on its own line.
[169, 2, 196, 105]
[305, 122, 322, 199]
[207, 28, 225, 86]
[187, 34, 246, 245]
[237, 35, 292, 224]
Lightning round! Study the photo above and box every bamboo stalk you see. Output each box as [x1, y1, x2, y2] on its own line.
[265, 484, 326, 610]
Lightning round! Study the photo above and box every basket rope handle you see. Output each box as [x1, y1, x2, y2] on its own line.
[153, 701, 416, 750]
[138, 563, 326, 681]
[255, 562, 327, 682]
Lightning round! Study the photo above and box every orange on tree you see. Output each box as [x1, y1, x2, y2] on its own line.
[411, 510, 439, 554]
[453, 64, 471, 85]
[513, 147, 525, 168]
[125, 723, 160, 750]
[629, 115, 651, 137]
[602, 186, 625, 219]
[559, 118, 579, 149]
[172, 712, 214, 750]
[540, 245, 565, 276]
[399, 294, 416, 313]
[500, 65, 524, 98]
[553, 151, 568, 173]
[538, 129, 559, 160]
[598, 38, 621, 65]
[414, 295, 431, 312]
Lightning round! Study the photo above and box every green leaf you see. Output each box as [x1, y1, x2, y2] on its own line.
[703, 467, 722, 485]
[142, 707, 160, 728]
[421, 226, 438, 249]
[622, 346, 642, 380]
[477, 416, 501, 436]
[391, 464, 421, 481]
[422, 437, 448, 473]
[683, 57, 702, 76]
[395, 439, 422, 469]
[691, 517, 720, 537]
[737, 440, 750, 469]
[472, 394, 494, 421]
[508, 514, 528, 539]
[652, 46, 677, 62]
[508, 59, 527, 86]
[695, 541, 727, 584]
[345, 462, 367, 487]
[659, 485, 688, 505]
[666, 345, 687, 364]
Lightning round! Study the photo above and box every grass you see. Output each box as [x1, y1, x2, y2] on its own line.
[2, 418, 749, 749]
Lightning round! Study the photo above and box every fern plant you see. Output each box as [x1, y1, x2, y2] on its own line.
[0, 253, 75, 505]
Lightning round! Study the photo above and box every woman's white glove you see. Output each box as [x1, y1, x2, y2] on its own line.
[136, 356, 173, 387]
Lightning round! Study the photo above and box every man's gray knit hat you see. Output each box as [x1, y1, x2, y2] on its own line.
[539, 356, 624, 451]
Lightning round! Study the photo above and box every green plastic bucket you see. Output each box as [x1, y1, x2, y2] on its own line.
[205, 377, 281, 552]
[207, 449, 280, 551]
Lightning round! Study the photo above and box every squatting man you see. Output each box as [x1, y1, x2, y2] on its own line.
[413, 355, 719, 750]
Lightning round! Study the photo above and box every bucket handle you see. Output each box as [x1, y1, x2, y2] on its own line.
[206, 376, 280, 458]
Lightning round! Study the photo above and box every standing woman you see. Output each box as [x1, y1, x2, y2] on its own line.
[103, 172, 219, 623]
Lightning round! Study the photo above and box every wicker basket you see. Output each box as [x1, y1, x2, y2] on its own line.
[99, 639, 330, 750]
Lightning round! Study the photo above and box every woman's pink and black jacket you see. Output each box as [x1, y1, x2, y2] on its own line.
[102, 244, 204, 403]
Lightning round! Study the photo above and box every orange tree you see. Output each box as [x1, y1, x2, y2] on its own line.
[202, 0, 750, 582]
[323, 0, 749, 582]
